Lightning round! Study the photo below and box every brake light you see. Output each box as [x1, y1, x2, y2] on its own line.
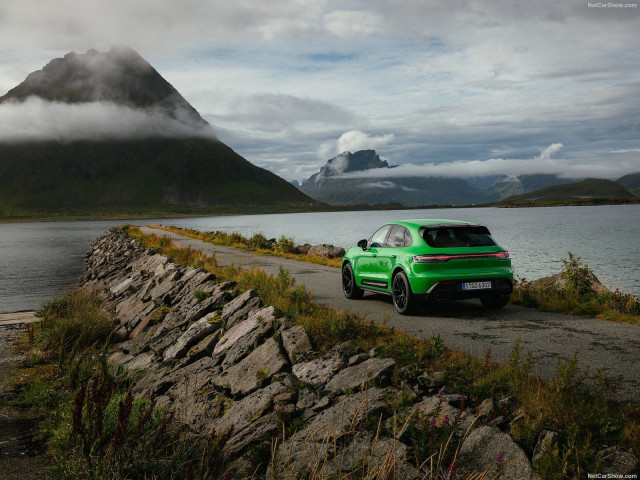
[412, 252, 510, 263]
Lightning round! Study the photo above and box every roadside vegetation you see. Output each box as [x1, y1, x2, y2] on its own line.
[150, 224, 343, 268]
[11, 289, 232, 479]
[124, 225, 639, 479]
[512, 252, 640, 325]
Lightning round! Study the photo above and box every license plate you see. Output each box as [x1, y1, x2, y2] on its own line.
[462, 281, 492, 290]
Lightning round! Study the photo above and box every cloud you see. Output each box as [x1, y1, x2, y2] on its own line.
[1, 1, 639, 182]
[214, 93, 355, 132]
[361, 181, 396, 189]
[337, 143, 640, 180]
[0, 97, 216, 142]
[318, 130, 395, 159]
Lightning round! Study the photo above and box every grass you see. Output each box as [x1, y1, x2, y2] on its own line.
[150, 224, 343, 268]
[512, 252, 640, 325]
[10, 288, 233, 479]
[124, 225, 640, 479]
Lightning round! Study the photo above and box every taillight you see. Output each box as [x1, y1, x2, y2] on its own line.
[412, 252, 510, 263]
[412, 255, 451, 263]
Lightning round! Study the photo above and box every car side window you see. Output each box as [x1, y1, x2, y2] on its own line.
[386, 225, 405, 247]
[403, 227, 413, 247]
[368, 225, 391, 248]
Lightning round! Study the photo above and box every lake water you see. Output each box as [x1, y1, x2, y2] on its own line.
[1, 204, 638, 312]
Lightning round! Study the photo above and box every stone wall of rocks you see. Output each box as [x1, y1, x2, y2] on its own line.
[84, 228, 638, 479]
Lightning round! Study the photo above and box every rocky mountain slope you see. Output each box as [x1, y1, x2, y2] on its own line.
[0, 47, 313, 219]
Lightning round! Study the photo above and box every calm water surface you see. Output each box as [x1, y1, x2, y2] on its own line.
[1, 205, 638, 312]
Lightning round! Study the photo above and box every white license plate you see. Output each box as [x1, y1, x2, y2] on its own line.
[462, 281, 492, 290]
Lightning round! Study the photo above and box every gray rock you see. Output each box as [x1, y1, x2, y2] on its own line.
[532, 430, 557, 464]
[110, 277, 134, 295]
[457, 426, 533, 480]
[308, 244, 345, 258]
[213, 382, 286, 435]
[292, 353, 344, 387]
[122, 352, 155, 371]
[414, 395, 476, 433]
[347, 352, 369, 366]
[476, 398, 496, 417]
[213, 306, 276, 356]
[598, 447, 639, 475]
[281, 325, 313, 364]
[324, 357, 395, 393]
[211, 337, 289, 395]
[222, 289, 262, 329]
[296, 387, 393, 442]
[325, 432, 418, 479]
[182, 330, 221, 364]
[218, 318, 274, 370]
[163, 315, 221, 361]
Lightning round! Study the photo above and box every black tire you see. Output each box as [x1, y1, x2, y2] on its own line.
[392, 271, 417, 315]
[342, 263, 364, 299]
[480, 294, 510, 309]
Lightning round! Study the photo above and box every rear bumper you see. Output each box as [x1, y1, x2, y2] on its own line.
[424, 277, 513, 301]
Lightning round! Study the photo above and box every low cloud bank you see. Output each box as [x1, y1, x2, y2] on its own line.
[0, 97, 216, 142]
[337, 144, 639, 180]
[318, 130, 394, 160]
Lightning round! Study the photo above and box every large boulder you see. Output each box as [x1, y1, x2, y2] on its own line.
[456, 426, 533, 480]
[308, 244, 345, 259]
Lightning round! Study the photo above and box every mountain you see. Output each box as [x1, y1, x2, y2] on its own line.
[616, 172, 640, 196]
[499, 178, 636, 205]
[467, 174, 573, 199]
[0, 46, 313, 219]
[300, 150, 492, 206]
[0, 45, 205, 126]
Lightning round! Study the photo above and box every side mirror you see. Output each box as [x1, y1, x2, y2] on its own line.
[357, 239, 368, 250]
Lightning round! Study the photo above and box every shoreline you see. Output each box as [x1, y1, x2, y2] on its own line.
[2, 199, 639, 224]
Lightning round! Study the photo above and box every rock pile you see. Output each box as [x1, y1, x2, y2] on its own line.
[84, 228, 637, 479]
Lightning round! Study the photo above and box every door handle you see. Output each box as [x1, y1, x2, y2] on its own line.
[372, 254, 377, 258]
[391, 255, 397, 259]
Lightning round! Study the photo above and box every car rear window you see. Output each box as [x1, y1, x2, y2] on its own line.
[422, 226, 496, 248]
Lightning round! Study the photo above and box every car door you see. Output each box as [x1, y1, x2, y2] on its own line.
[378, 224, 408, 285]
[357, 224, 392, 289]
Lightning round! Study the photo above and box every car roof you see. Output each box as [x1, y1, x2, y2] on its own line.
[387, 219, 478, 229]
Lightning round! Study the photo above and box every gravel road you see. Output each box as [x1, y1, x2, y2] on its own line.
[142, 227, 640, 404]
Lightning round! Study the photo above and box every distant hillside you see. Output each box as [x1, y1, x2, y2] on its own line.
[300, 150, 492, 206]
[0, 138, 314, 218]
[499, 178, 636, 205]
[0, 47, 314, 219]
[616, 172, 640, 196]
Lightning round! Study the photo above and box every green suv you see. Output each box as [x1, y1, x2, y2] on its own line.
[341, 219, 513, 315]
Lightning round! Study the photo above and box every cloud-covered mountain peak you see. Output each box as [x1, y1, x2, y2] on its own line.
[0, 45, 206, 127]
[310, 149, 389, 182]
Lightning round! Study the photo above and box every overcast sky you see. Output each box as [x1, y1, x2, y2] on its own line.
[0, 0, 639, 181]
